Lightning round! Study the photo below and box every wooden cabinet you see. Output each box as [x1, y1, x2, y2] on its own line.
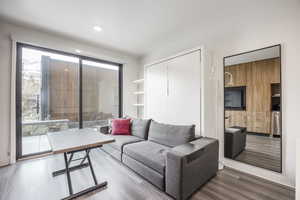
[225, 64, 247, 87]
[225, 111, 247, 128]
[246, 112, 271, 133]
[225, 58, 280, 134]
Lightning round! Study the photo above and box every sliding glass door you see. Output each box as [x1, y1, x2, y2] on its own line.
[16, 43, 122, 158]
[82, 60, 121, 129]
[17, 46, 80, 157]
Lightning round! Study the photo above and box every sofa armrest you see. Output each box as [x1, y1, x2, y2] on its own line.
[166, 137, 219, 200]
[99, 125, 110, 134]
[190, 135, 202, 142]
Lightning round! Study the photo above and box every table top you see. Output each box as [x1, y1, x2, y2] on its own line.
[47, 129, 115, 154]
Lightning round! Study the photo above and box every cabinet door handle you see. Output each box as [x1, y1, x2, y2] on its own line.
[167, 79, 169, 96]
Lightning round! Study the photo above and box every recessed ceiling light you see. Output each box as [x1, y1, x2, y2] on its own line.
[75, 49, 81, 53]
[93, 26, 102, 32]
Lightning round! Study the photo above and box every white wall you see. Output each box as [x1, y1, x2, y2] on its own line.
[0, 19, 140, 166]
[141, 0, 300, 188]
[297, 139, 300, 199]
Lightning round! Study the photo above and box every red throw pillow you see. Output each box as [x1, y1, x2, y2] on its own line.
[111, 119, 131, 135]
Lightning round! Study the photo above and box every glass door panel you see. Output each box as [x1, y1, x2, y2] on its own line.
[82, 60, 120, 129]
[20, 47, 80, 156]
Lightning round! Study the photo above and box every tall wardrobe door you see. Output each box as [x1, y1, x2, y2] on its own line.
[145, 63, 168, 122]
[166, 51, 201, 133]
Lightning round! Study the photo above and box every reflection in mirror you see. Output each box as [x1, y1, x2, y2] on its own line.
[224, 45, 282, 173]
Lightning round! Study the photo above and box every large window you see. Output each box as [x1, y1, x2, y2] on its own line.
[82, 60, 120, 128]
[16, 43, 122, 158]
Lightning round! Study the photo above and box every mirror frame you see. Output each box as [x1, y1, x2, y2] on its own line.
[223, 44, 282, 173]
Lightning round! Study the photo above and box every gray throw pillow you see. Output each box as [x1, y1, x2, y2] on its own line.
[148, 120, 195, 147]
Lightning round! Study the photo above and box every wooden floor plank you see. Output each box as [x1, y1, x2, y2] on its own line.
[234, 134, 281, 172]
[223, 168, 294, 199]
[213, 174, 278, 200]
[0, 149, 294, 200]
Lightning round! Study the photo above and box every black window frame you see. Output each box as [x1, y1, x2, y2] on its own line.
[16, 42, 123, 159]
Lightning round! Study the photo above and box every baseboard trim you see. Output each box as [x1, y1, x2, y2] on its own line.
[0, 160, 10, 167]
[18, 152, 53, 161]
[247, 132, 270, 137]
[246, 132, 281, 138]
[223, 158, 294, 189]
[224, 166, 295, 191]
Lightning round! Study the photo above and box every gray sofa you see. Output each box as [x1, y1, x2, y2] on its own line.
[101, 119, 219, 200]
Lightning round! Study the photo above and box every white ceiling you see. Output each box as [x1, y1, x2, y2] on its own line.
[0, 0, 295, 57]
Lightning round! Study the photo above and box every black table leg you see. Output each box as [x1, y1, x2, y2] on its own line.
[64, 152, 73, 195]
[80, 149, 89, 165]
[53, 148, 108, 200]
[52, 163, 90, 177]
[86, 149, 98, 185]
[67, 153, 74, 165]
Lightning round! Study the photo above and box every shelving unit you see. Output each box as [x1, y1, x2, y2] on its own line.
[133, 104, 144, 107]
[133, 78, 144, 118]
[133, 79, 144, 84]
[134, 91, 144, 95]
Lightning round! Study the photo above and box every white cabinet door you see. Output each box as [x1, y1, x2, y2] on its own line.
[165, 51, 201, 133]
[145, 62, 168, 122]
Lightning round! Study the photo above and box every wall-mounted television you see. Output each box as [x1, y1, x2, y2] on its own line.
[224, 86, 246, 110]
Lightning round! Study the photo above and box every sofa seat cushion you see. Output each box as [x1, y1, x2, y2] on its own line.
[123, 141, 170, 174]
[102, 144, 122, 161]
[108, 135, 144, 152]
[122, 154, 165, 190]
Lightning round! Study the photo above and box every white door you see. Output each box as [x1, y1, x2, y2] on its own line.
[145, 62, 168, 122]
[165, 51, 201, 133]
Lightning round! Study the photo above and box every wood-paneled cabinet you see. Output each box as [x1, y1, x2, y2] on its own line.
[225, 110, 247, 128]
[225, 58, 280, 134]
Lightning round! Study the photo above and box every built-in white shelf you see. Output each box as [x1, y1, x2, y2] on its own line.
[134, 91, 144, 95]
[133, 78, 144, 119]
[133, 104, 144, 107]
[133, 79, 144, 84]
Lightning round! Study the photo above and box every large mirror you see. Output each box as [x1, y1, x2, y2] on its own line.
[223, 45, 282, 173]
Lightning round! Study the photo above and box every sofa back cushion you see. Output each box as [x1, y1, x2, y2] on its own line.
[131, 119, 151, 139]
[148, 120, 195, 147]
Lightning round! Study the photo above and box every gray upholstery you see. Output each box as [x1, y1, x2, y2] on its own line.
[224, 127, 246, 158]
[102, 144, 122, 161]
[166, 138, 219, 200]
[122, 154, 165, 190]
[108, 135, 143, 152]
[99, 125, 110, 134]
[131, 119, 151, 139]
[123, 141, 170, 174]
[102, 135, 143, 161]
[101, 120, 219, 200]
[148, 120, 195, 147]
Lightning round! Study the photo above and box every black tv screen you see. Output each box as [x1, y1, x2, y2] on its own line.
[225, 87, 246, 110]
